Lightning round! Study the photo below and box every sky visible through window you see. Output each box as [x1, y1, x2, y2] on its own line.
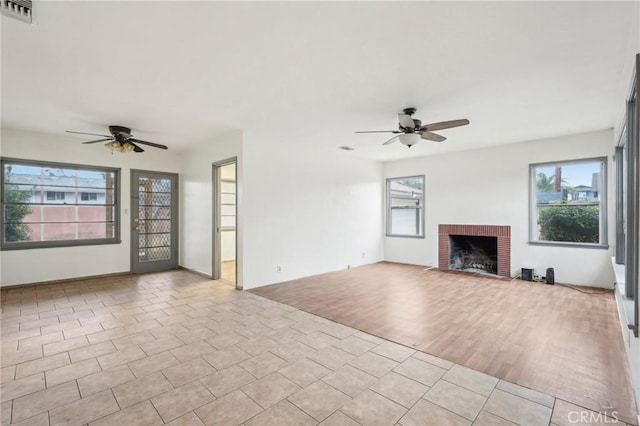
[5, 164, 106, 180]
[535, 162, 599, 187]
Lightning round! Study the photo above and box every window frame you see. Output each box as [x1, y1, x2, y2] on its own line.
[386, 175, 425, 239]
[614, 145, 626, 263]
[624, 54, 639, 335]
[1, 157, 121, 250]
[80, 192, 98, 201]
[528, 157, 608, 249]
[46, 191, 66, 201]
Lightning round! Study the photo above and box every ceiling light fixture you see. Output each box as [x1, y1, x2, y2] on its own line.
[398, 133, 420, 147]
[338, 146, 355, 151]
[105, 141, 135, 153]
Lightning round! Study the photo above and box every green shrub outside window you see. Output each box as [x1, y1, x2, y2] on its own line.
[530, 158, 607, 247]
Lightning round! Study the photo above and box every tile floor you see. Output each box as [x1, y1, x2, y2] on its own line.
[251, 262, 637, 423]
[0, 271, 632, 425]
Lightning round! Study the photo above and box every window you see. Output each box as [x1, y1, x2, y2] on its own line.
[628, 54, 639, 335]
[386, 175, 424, 238]
[614, 145, 626, 263]
[530, 158, 607, 247]
[80, 192, 98, 201]
[46, 191, 65, 201]
[615, 53, 639, 336]
[1, 158, 120, 249]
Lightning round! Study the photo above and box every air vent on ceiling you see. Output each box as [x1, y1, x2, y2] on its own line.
[1, 0, 32, 23]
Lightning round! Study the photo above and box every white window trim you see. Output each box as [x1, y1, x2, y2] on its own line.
[529, 157, 608, 249]
[386, 175, 425, 239]
[1, 157, 121, 250]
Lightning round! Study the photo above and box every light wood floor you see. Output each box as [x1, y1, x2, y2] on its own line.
[251, 262, 638, 424]
[221, 260, 236, 285]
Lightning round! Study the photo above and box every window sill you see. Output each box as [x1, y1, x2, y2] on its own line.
[611, 257, 636, 331]
[385, 234, 425, 239]
[528, 241, 609, 250]
[1, 239, 122, 251]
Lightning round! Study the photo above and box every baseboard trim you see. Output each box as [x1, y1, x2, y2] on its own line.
[177, 266, 213, 280]
[1, 267, 213, 290]
[0, 271, 132, 290]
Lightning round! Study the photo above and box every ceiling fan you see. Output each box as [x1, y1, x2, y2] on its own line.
[66, 126, 168, 153]
[355, 108, 469, 147]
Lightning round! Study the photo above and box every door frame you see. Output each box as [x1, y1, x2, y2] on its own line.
[212, 157, 239, 288]
[130, 169, 179, 274]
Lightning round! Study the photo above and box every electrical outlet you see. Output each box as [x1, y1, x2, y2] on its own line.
[276, 265, 282, 272]
[347, 265, 351, 269]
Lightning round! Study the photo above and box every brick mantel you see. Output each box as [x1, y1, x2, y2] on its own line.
[438, 224, 511, 278]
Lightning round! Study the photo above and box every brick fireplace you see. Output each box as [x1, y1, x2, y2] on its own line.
[438, 224, 511, 278]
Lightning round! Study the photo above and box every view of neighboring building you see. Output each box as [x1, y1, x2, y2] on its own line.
[4, 170, 115, 242]
[573, 184, 599, 202]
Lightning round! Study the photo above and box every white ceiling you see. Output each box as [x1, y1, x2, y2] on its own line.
[1, 1, 636, 161]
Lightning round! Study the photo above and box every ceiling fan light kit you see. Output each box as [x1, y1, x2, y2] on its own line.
[398, 133, 420, 147]
[66, 125, 169, 154]
[105, 140, 135, 153]
[355, 108, 469, 148]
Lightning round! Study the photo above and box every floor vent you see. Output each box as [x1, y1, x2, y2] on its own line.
[1, 0, 32, 23]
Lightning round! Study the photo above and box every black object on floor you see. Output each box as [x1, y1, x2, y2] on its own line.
[546, 268, 555, 285]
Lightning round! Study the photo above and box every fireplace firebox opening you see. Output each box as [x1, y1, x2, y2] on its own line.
[449, 235, 498, 276]
[438, 224, 511, 278]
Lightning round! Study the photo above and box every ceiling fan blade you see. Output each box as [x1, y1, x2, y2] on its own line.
[66, 130, 112, 138]
[398, 113, 415, 129]
[421, 119, 469, 132]
[129, 142, 145, 153]
[382, 135, 400, 146]
[81, 138, 113, 144]
[128, 138, 168, 150]
[355, 130, 401, 134]
[420, 131, 446, 142]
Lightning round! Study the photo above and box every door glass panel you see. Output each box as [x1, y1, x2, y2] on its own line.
[137, 177, 172, 263]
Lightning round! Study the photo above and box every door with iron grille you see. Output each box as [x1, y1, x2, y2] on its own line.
[131, 170, 178, 273]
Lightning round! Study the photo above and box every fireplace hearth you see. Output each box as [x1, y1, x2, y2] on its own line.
[439, 224, 511, 278]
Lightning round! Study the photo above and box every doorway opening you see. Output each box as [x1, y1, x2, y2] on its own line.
[213, 158, 238, 288]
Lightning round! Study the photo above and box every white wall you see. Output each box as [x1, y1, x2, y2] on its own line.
[240, 132, 384, 289]
[384, 129, 614, 287]
[0, 128, 181, 286]
[613, 2, 640, 142]
[179, 130, 243, 283]
[2, 127, 383, 291]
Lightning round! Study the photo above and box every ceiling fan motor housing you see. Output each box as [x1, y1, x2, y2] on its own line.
[399, 108, 419, 132]
[109, 126, 132, 143]
[399, 119, 421, 133]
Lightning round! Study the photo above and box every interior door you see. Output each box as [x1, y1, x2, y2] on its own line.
[131, 170, 178, 273]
